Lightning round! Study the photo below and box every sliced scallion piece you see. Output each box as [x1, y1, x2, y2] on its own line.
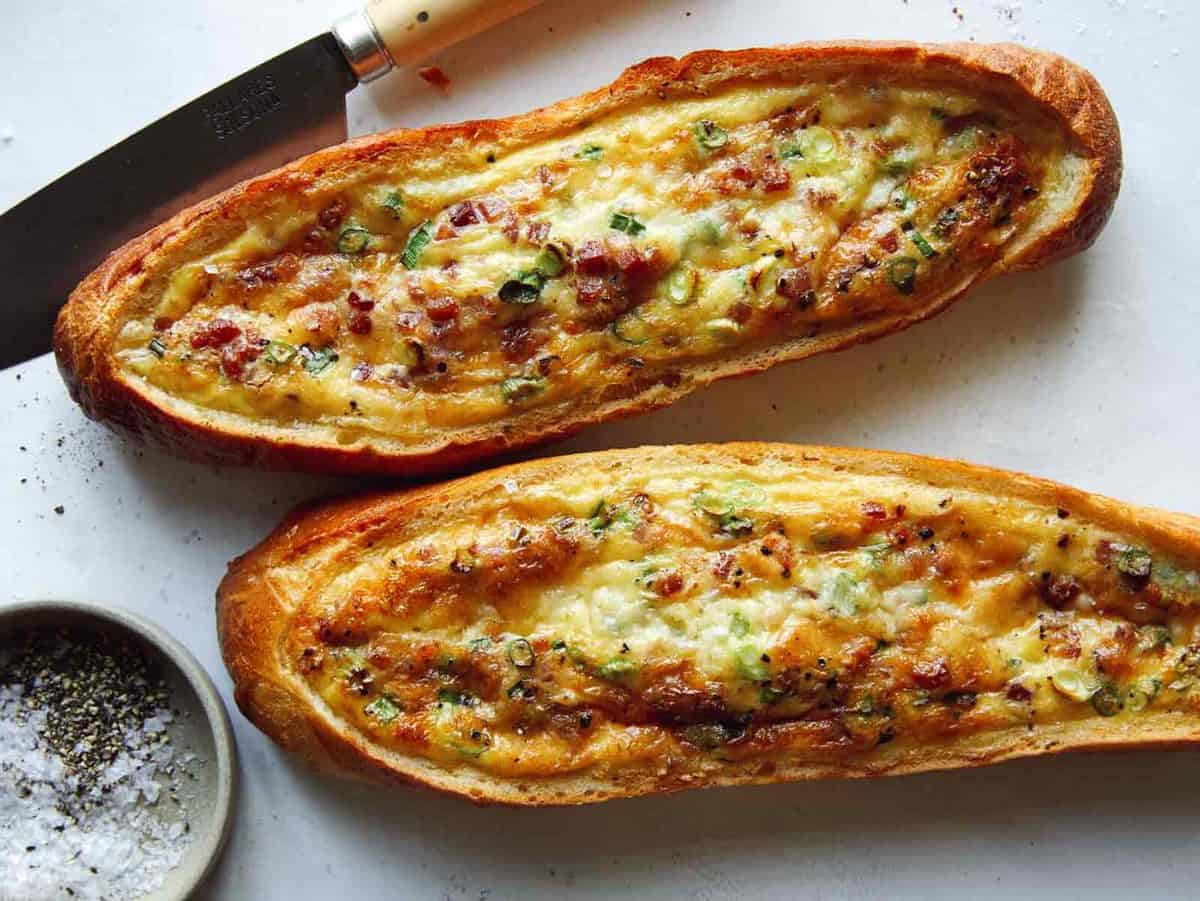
[499, 270, 545, 304]
[577, 144, 603, 160]
[336, 226, 372, 255]
[364, 695, 401, 724]
[299, 344, 338, 375]
[888, 257, 918, 295]
[147, 338, 166, 359]
[597, 658, 637, 682]
[799, 126, 837, 163]
[666, 263, 697, 305]
[379, 189, 404, 219]
[730, 611, 751, 638]
[693, 119, 728, 151]
[264, 341, 296, 365]
[734, 646, 769, 682]
[779, 142, 804, 160]
[400, 220, 433, 269]
[500, 375, 545, 403]
[609, 211, 646, 236]
[507, 638, 536, 668]
[906, 227, 939, 259]
[611, 310, 650, 345]
[534, 244, 567, 278]
[467, 636, 492, 652]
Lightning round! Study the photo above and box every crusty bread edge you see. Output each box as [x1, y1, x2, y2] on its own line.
[57, 41, 1121, 477]
[216, 443, 1200, 807]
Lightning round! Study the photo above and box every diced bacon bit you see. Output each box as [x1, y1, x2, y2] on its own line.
[448, 201, 479, 228]
[777, 267, 814, 303]
[576, 276, 609, 306]
[220, 336, 263, 379]
[760, 531, 795, 576]
[1005, 681, 1033, 702]
[537, 165, 553, 186]
[351, 362, 373, 382]
[416, 65, 451, 92]
[1038, 573, 1081, 610]
[317, 198, 347, 230]
[501, 215, 521, 243]
[526, 220, 550, 245]
[501, 322, 536, 361]
[348, 311, 372, 335]
[729, 162, 756, 186]
[299, 303, 340, 341]
[477, 196, 510, 222]
[575, 240, 609, 275]
[729, 301, 754, 325]
[861, 501, 888, 520]
[561, 319, 584, 335]
[426, 296, 459, 322]
[190, 318, 241, 349]
[153, 316, 174, 331]
[653, 569, 685, 597]
[911, 658, 950, 689]
[712, 551, 737, 581]
[1039, 616, 1082, 660]
[761, 164, 790, 192]
[395, 310, 423, 332]
[346, 290, 374, 311]
[612, 241, 650, 281]
[878, 230, 900, 253]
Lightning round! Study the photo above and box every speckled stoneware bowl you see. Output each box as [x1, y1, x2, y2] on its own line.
[0, 599, 237, 900]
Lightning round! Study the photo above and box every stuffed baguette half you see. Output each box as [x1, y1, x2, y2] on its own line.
[218, 444, 1200, 806]
[58, 42, 1119, 475]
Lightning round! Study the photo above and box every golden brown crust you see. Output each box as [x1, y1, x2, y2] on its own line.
[216, 443, 1198, 806]
[58, 42, 1121, 477]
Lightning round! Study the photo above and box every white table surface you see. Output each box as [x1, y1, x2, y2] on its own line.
[3, 0, 1199, 897]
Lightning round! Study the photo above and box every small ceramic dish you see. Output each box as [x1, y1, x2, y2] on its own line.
[0, 599, 237, 900]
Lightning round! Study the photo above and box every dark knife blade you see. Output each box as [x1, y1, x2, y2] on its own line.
[0, 33, 357, 368]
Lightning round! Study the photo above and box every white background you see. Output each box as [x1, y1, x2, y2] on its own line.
[3, 1, 1199, 898]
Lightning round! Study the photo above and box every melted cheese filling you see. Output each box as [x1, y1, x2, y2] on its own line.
[282, 458, 1200, 781]
[115, 80, 1074, 448]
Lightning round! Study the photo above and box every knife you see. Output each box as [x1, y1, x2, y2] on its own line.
[0, 0, 542, 368]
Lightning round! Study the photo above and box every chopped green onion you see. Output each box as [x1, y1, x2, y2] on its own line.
[499, 270, 545, 304]
[779, 143, 804, 160]
[147, 338, 166, 358]
[932, 207, 960, 237]
[588, 499, 612, 536]
[552, 639, 568, 652]
[799, 126, 837, 163]
[507, 680, 533, 700]
[888, 257, 918, 295]
[693, 119, 728, 151]
[336, 226, 372, 255]
[364, 695, 401, 724]
[507, 638, 536, 668]
[719, 514, 754, 536]
[500, 375, 545, 403]
[534, 244, 567, 278]
[730, 611, 751, 638]
[400, 220, 433, 269]
[609, 211, 646, 236]
[380, 189, 404, 219]
[1115, 545, 1153, 579]
[906, 227, 939, 259]
[577, 144, 603, 160]
[759, 685, 787, 704]
[597, 658, 637, 682]
[828, 573, 860, 617]
[1090, 682, 1123, 717]
[437, 688, 472, 706]
[706, 317, 741, 336]
[734, 646, 769, 682]
[264, 341, 296, 365]
[1049, 670, 1095, 703]
[299, 344, 338, 375]
[467, 636, 492, 652]
[694, 218, 722, 245]
[1126, 677, 1161, 712]
[666, 264, 697, 305]
[610, 310, 650, 345]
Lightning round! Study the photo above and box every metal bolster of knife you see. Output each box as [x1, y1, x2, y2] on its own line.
[332, 10, 395, 84]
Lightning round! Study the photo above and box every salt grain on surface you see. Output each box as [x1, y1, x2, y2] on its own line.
[0, 629, 197, 900]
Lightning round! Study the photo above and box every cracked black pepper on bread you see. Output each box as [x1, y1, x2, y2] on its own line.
[217, 444, 1200, 806]
[56, 42, 1119, 475]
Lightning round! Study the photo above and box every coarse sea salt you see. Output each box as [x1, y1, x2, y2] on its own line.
[0, 629, 198, 900]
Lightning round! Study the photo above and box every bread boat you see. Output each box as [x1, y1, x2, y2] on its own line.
[217, 444, 1200, 805]
[57, 43, 1120, 475]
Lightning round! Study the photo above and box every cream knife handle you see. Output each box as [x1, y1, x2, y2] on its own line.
[333, 0, 543, 83]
